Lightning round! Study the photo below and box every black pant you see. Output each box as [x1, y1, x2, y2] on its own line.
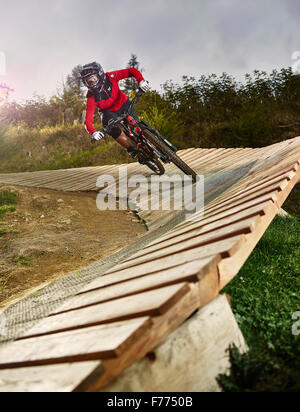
[101, 99, 139, 139]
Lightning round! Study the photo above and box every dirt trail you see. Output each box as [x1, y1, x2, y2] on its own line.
[0, 185, 146, 309]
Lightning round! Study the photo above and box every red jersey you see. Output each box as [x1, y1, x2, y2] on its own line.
[85, 68, 144, 135]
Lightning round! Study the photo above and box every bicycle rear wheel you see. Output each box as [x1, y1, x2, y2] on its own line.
[144, 155, 165, 176]
[125, 130, 165, 176]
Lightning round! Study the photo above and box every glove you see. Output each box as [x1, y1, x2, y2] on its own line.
[92, 131, 105, 142]
[139, 80, 150, 93]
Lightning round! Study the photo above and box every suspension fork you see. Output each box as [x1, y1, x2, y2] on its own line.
[125, 116, 164, 157]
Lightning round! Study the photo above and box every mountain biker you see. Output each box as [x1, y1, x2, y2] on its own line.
[80, 62, 150, 159]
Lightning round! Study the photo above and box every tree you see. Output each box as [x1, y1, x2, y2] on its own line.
[0, 83, 14, 106]
[52, 83, 85, 125]
[66, 65, 84, 96]
[121, 54, 143, 96]
[53, 65, 86, 124]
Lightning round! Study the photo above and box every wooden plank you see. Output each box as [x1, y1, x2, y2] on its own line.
[177, 147, 201, 158]
[19, 283, 191, 339]
[249, 151, 300, 177]
[177, 149, 214, 166]
[51, 256, 220, 315]
[189, 150, 226, 166]
[0, 361, 104, 392]
[146, 198, 273, 247]
[112, 217, 258, 271]
[129, 202, 270, 260]
[203, 162, 298, 208]
[100, 235, 244, 282]
[200, 148, 242, 164]
[0, 279, 202, 392]
[77, 283, 201, 392]
[0, 317, 152, 370]
[227, 168, 290, 196]
[0, 165, 119, 192]
[210, 171, 296, 207]
[218, 168, 294, 200]
[102, 295, 246, 392]
[244, 163, 298, 189]
[274, 167, 300, 207]
[193, 148, 236, 166]
[208, 148, 254, 169]
[204, 177, 288, 213]
[277, 208, 290, 217]
[173, 192, 278, 234]
[79, 255, 219, 295]
[202, 179, 286, 215]
[183, 149, 223, 164]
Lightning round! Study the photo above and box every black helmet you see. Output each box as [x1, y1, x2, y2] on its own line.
[80, 62, 104, 90]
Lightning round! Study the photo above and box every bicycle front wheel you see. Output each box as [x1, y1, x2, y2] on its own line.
[143, 129, 198, 182]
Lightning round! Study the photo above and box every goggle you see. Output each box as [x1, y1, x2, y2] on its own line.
[86, 75, 99, 87]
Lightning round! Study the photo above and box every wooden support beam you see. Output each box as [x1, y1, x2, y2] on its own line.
[76, 283, 201, 392]
[100, 295, 247, 392]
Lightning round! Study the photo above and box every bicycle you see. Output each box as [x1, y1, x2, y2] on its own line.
[101, 90, 198, 182]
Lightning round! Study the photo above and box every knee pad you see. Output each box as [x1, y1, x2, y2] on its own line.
[110, 126, 122, 140]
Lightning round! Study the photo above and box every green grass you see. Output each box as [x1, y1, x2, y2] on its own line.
[0, 124, 134, 173]
[0, 190, 18, 206]
[11, 255, 31, 266]
[218, 215, 300, 392]
[0, 205, 16, 220]
[0, 189, 18, 237]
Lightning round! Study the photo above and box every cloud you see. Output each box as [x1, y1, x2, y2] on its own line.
[0, 0, 299, 101]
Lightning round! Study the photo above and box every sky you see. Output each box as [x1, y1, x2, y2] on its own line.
[0, 0, 299, 102]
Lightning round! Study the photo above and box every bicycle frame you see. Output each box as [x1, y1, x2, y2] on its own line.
[100, 91, 197, 181]
[102, 90, 142, 134]
[102, 91, 170, 163]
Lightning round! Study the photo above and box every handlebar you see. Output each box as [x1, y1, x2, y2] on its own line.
[102, 89, 144, 135]
[128, 89, 143, 112]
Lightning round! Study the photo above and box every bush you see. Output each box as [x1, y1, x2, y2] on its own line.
[0, 67, 299, 171]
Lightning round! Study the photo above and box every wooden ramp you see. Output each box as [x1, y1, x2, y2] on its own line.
[0, 136, 299, 392]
